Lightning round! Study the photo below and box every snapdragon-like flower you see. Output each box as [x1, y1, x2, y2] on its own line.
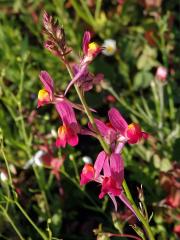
[55, 101, 79, 148]
[82, 31, 101, 64]
[80, 153, 124, 211]
[80, 158, 137, 216]
[108, 108, 148, 144]
[65, 31, 102, 95]
[38, 71, 55, 107]
[37, 71, 86, 148]
[72, 64, 103, 92]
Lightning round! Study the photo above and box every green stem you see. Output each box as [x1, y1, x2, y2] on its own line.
[71, 158, 80, 181]
[122, 181, 155, 240]
[71, 0, 94, 27]
[150, 81, 161, 128]
[79, 0, 95, 26]
[65, 62, 155, 240]
[95, 0, 102, 20]
[15, 201, 48, 240]
[158, 82, 164, 129]
[0, 205, 25, 240]
[33, 166, 51, 217]
[66, 62, 110, 153]
[0, 141, 17, 207]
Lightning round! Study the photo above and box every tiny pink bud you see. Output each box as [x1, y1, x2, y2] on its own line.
[156, 66, 168, 81]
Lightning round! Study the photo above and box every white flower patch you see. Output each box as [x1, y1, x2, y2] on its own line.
[102, 39, 117, 56]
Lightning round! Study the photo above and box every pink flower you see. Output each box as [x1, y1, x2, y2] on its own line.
[156, 66, 168, 81]
[108, 108, 148, 144]
[37, 71, 55, 107]
[72, 64, 103, 92]
[80, 163, 95, 185]
[80, 156, 137, 216]
[37, 71, 92, 148]
[65, 31, 102, 95]
[99, 176, 121, 199]
[117, 0, 124, 5]
[173, 225, 180, 237]
[55, 101, 79, 148]
[41, 146, 65, 180]
[81, 152, 123, 210]
[82, 31, 101, 64]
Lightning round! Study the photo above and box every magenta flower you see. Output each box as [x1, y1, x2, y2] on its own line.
[80, 163, 95, 185]
[55, 101, 79, 148]
[81, 31, 101, 64]
[108, 108, 148, 144]
[41, 146, 65, 180]
[37, 71, 82, 148]
[37, 71, 55, 107]
[88, 119, 124, 154]
[65, 31, 102, 95]
[72, 64, 103, 92]
[80, 156, 137, 216]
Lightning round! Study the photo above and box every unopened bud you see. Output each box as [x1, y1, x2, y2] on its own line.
[156, 66, 168, 81]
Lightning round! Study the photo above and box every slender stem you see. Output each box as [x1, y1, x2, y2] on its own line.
[66, 62, 110, 153]
[71, 158, 80, 181]
[65, 61, 155, 240]
[79, 0, 95, 26]
[0, 142, 13, 191]
[122, 181, 155, 240]
[0, 141, 17, 208]
[95, 0, 102, 20]
[150, 81, 161, 127]
[0, 205, 25, 240]
[15, 201, 48, 240]
[33, 166, 51, 217]
[158, 82, 164, 129]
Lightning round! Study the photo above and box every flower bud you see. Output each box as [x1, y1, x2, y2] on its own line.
[156, 66, 168, 81]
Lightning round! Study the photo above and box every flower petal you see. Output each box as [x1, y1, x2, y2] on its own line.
[94, 151, 107, 178]
[82, 31, 91, 55]
[56, 137, 66, 148]
[39, 71, 54, 100]
[108, 193, 118, 211]
[103, 155, 111, 177]
[80, 164, 94, 185]
[64, 64, 87, 95]
[67, 131, 79, 147]
[108, 108, 128, 136]
[110, 153, 124, 183]
[119, 192, 139, 220]
[56, 100, 77, 126]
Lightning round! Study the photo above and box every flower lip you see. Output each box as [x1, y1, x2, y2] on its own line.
[126, 123, 142, 144]
[99, 176, 121, 199]
[80, 163, 95, 185]
[56, 124, 79, 148]
[37, 89, 51, 107]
